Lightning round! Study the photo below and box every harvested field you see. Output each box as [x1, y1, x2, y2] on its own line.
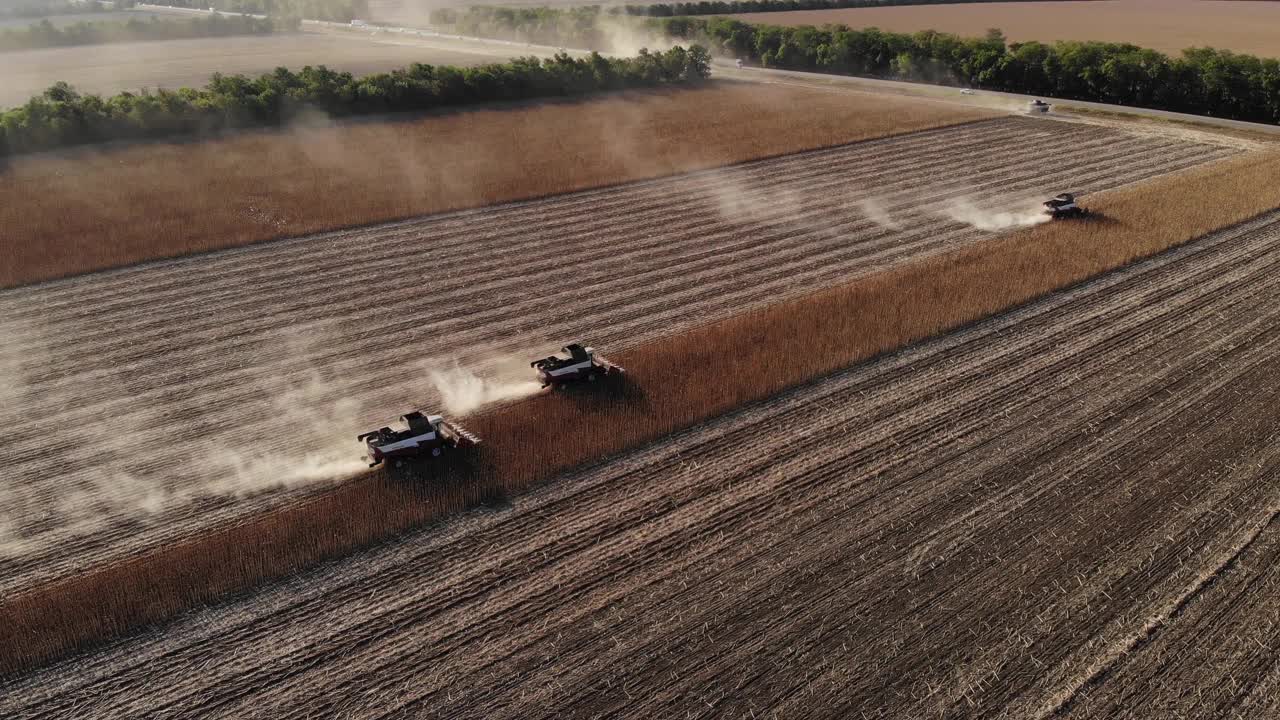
[0, 115, 1236, 604]
[0, 82, 997, 287]
[0, 31, 503, 108]
[738, 0, 1280, 58]
[4, 206, 1279, 718]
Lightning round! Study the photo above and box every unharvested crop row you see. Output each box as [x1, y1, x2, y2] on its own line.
[0, 119, 1230, 593]
[6, 203, 1280, 717]
[2, 144, 1278, 676]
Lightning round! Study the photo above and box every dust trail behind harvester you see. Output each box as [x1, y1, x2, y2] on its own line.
[201, 368, 369, 497]
[0, 320, 372, 560]
[429, 357, 543, 416]
[856, 197, 902, 230]
[939, 197, 1051, 231]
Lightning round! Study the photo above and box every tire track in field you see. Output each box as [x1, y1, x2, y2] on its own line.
[0, 117, 1236, 595]
[3, 209, 1279, 719]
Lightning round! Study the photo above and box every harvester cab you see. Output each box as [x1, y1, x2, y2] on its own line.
[531, 342, 623, 388]
[1043, 193, 1088, 219]
[1029, 99, 1051, 113]
[358, 410, 480, 467]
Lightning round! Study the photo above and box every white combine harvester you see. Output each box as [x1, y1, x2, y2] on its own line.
[1043, 193, 1089, 219]
[358, 411, 480, 468]
[530, 343, 623, 388]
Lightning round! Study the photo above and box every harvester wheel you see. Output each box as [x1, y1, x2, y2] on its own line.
[432, 447, 442, 457]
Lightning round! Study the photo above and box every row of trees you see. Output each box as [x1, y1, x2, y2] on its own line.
[154, 0, 368, 22]
[0, 47, 711, 155]
[670, 18, 1280, 122]
[0, 14, 286, 51]
[616, 0, 1079, 18]
[0, 0, 133, 19]
[432, 7, 1280, 124]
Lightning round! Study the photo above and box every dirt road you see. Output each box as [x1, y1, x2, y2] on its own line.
[4, 203, 1278, 719]
[0, 116, 1236, 595]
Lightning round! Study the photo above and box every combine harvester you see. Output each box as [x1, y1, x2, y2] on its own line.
[531, 343, 624, 388]
[359, 341, 621, 468]
[1029, 99, 1051, 114]
[1043, 193, 1089, 219]
[358, 411, 480, 468]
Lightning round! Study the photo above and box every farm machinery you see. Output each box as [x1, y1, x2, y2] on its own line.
[1029, 99, 1051, 113]
[531, 343, 623, 388]
[358, 411, 480, 468]
[1043, 193, 1089, 219]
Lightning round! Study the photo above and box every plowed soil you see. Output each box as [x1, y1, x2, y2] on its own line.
[3, 202, 1277, 719]
[0, 116, 1237, 598]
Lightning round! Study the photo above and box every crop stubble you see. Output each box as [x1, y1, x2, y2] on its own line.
[0, 83, 996, 287]
[0, 116, 1235, 599]
[3, 204, 1280, 718]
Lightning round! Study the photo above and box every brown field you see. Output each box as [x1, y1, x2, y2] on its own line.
[0, 114, 1269, 673]
[3, 148, 1280, 713]
[0, 30, 505, 108]
[0, 82, 996, 288]
[737, 0, 1280, 58]
[366, 0, 680, 26]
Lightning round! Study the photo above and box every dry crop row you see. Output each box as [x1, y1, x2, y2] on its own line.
[4, 205, 1280, 718]
[0, 132, 1273, 675]
[0, 116, 1224, 597]
[0, 82, 996, 287]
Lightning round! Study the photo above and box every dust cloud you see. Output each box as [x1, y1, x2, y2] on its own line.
[939, 197, 1050, 231]
[201, 369, 369, 497]
[429, 357, 543, 416]
[0, 319, 373, 559]
[856, 197, 902, 230]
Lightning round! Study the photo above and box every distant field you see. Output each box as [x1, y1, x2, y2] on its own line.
[366, 0, 677, 26]
[0, 31, 506, 108]
[0, 82, 995, 288]
[737, 0, 1280, 58]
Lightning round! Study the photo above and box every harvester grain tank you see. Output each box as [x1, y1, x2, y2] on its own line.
[358, 411, 480, 467]
[531, 343, 623, 388]
[1043, 193, 1088, 219]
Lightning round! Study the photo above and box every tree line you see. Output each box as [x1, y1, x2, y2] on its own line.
[433, 7, 1280, 124]
[0, 46, 711, 156]
[155, 0, 369, 23]
[614, 0, 1089, 19]
[0, 0, 133, 19]
[0, 13, 287, 51]
[672, 17, 1280, 123]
